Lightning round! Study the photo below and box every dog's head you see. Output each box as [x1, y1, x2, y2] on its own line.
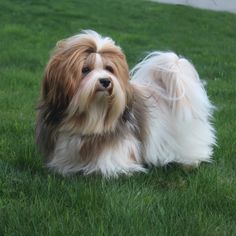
[40, 30, 131, 135]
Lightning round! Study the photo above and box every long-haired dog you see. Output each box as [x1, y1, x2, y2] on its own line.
[36, 30, 216, 177]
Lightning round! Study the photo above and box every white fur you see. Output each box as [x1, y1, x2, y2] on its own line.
[131, 52, 216, 166]
[48, 133, 145, 177]
[83, 136, 145, 177]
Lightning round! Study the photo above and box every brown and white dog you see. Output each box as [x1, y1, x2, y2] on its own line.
[36, 30, 216, 177]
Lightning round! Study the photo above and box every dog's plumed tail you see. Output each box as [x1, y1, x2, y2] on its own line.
[131, 52, 216, 166]
[131, 51, 214, 120]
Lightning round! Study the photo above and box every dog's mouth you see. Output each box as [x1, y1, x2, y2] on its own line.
[96, 87, 113, 95]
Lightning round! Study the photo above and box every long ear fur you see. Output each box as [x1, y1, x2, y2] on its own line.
[36, 48, 76, 158]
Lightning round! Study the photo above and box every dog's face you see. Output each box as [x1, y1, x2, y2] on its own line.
[41, 30, 131, 135]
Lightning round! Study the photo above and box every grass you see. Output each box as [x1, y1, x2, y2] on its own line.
[0, 0, 236, 235]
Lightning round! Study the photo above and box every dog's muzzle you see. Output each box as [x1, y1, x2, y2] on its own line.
[96, 77, 113, 94]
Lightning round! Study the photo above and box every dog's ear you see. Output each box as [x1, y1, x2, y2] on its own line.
[40, 54, 76, 125]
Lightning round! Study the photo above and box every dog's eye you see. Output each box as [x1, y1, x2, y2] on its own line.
[82, 67, 91, 74]
[105, 65, 114, 74]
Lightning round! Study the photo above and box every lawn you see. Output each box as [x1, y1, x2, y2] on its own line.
[0, 0, 236, 235]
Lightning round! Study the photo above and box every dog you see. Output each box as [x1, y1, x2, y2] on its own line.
[36, 30, 216, 177]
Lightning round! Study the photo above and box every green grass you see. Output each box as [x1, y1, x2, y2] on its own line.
[0, 0, 236, 235]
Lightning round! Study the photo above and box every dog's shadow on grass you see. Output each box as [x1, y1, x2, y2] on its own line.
[5, 149, 210, 195]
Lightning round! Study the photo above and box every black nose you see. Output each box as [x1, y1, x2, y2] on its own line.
[99, 78, 111, 88]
